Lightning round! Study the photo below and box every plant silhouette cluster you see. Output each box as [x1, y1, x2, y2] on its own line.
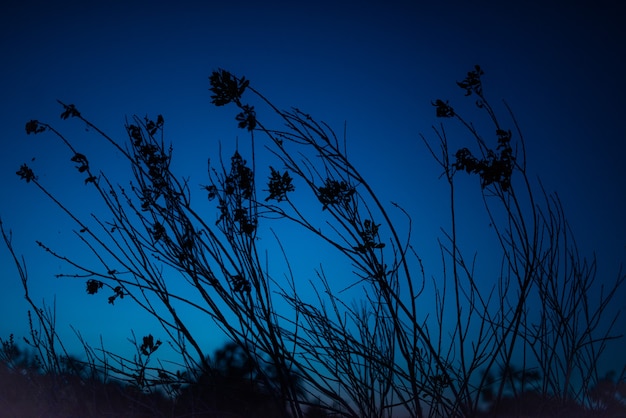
[453, 127, 514, 191]
[2, 66, 625, 417]
[433, 66, 514, 191]
[211, 150, 257, 236]
[316, 178, 355, 210]
[265, 166, 295, 202]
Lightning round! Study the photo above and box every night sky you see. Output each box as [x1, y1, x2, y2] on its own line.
[1, 0, 625, 379]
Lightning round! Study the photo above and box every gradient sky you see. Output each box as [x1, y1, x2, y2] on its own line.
[1, 0, 625, 378]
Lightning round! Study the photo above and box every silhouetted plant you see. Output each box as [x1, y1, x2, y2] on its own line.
[265, 166, 295, 202]
[3, 66, 625, 418]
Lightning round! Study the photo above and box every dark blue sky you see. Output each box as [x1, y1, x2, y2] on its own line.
[1, 0, 625, 374]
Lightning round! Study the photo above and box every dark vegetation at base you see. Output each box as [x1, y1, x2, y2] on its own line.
[1, 337, 626, 417]
[174, 342, 294, 417]
[0, 351, 168, 417]
[0, 338, 313, 417]
[478, 370, 626, 417]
